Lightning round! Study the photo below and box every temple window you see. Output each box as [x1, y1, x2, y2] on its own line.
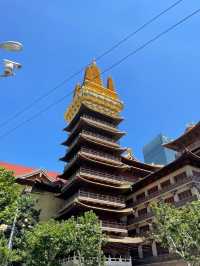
[148, 186, 158, 196]
[136, 192, 145, 201]
[161, 179, 171, 189]
[129, 228, 137, 237]
[139, 225, 149, 234]
[178, 189, 192, 201]
[174, 172, 187, 183]
[138, 208, 147, 217]
[193, 170, 200, 177]
[164, 196, 175, 204]
[127, 214, 135, 224]
[126, 198, 133, 207]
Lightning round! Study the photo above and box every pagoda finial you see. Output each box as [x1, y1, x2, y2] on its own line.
[107, 76, 115, 91]
[126, 148, 134, 160]
[92, 58, 96, 65]
[84, 60, 103, 86]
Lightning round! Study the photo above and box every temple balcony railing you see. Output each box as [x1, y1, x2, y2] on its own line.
[132, 175, 200, 207]
[82, 129, 116, 143]
[101, 220, 127, 229]
[101, 221, 128, 234]
[78, 190, 125, 205]
[65, 146, 120, 168]
[60, 256, 132, 266]
[80, 167, 131, 183]
[174, 194, 197, 207]
[82, 114, 116, 129]
[81, 147, 120, 162]
[59, 190, 125, 215]
[130, 212, 153, 224]
[62, 168, 131, 191]
[129, 195, 198, 225]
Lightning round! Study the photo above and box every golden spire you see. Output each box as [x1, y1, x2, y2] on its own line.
[84, 60, 102, 86]
[65, 62, 123, 122]
[107, 76, 115, 91]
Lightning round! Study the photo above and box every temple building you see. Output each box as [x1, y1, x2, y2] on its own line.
[1, 63, 200, 265]
[57, 62, 159, 258]
[127, 123, 200, 265]
[0, 161, 64, 221]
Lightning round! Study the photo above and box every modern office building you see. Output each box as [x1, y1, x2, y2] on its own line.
[143, 134, 176, 165]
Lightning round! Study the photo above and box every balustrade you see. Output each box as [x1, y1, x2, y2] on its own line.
[80, 167, 129, 182]
[60, 256, 132, 266]
[82, 114, 116, 128]
[81, 147, 120, 161]
[78, 190, 125, 204]
[101, 221, 127, 229]
[82, 129, 116, 143]
[130, 212, 153, 224]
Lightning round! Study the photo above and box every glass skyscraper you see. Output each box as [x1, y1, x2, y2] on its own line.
[143, 134, 176, 165]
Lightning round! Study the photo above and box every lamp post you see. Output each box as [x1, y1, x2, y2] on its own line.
[0, 41, 23, 77]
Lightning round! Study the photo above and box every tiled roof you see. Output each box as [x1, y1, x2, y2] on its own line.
[0, 161, 59, 181]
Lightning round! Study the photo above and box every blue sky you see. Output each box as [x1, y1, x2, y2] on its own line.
[0, 0, 200, 172]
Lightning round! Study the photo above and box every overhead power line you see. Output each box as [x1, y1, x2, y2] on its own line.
[0, 0, 184, 130]
[0, 7, 199, 141]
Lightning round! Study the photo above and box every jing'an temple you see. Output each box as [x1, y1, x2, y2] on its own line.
[1, 63, 200, 266]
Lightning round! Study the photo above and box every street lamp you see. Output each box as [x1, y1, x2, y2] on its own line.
[0, 41, 23, 78]
[0, 41, 23, 52]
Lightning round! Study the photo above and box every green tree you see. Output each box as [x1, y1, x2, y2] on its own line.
[0, 167, 40, 265]
[74, 211, 105, 266]
[0, 167, 20, 224]
[25, 219, 76, 266]
[151, 201, 200, 266]
[24, 211, 105, 266]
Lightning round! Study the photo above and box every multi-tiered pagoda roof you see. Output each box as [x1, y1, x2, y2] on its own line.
[57, 62, 159, 256]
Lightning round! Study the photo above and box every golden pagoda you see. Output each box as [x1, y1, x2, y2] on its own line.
[58, 62, 146, 257]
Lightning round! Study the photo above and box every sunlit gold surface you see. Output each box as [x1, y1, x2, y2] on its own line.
[65, 62, 124, 122]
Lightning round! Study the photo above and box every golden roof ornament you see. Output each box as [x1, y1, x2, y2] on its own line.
[84, 60, 102, 86]
[126, 148, 134, 160]
[107, 76, 115, 91]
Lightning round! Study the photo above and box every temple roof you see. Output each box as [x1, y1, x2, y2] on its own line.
[121, 156, 161, 172]
[164, 121, 200, 151]
[0, 161, 65, 186]
[65, 104, 123, 132]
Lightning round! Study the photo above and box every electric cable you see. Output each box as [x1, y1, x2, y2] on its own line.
[0, 7, 199, 140]
[0, 0, 185, 129]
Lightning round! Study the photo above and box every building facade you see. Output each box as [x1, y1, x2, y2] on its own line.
[1, 63, 200, 265]
[143, 134, 176, 165]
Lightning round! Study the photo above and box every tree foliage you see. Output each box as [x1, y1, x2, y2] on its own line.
[0, 167, 40, 265]
[151, 201, 200, 266]
[0, 168, 20, 224]
[25, 211, 106, 266]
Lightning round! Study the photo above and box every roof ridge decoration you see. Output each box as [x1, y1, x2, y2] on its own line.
[65, 62, 124, 122]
